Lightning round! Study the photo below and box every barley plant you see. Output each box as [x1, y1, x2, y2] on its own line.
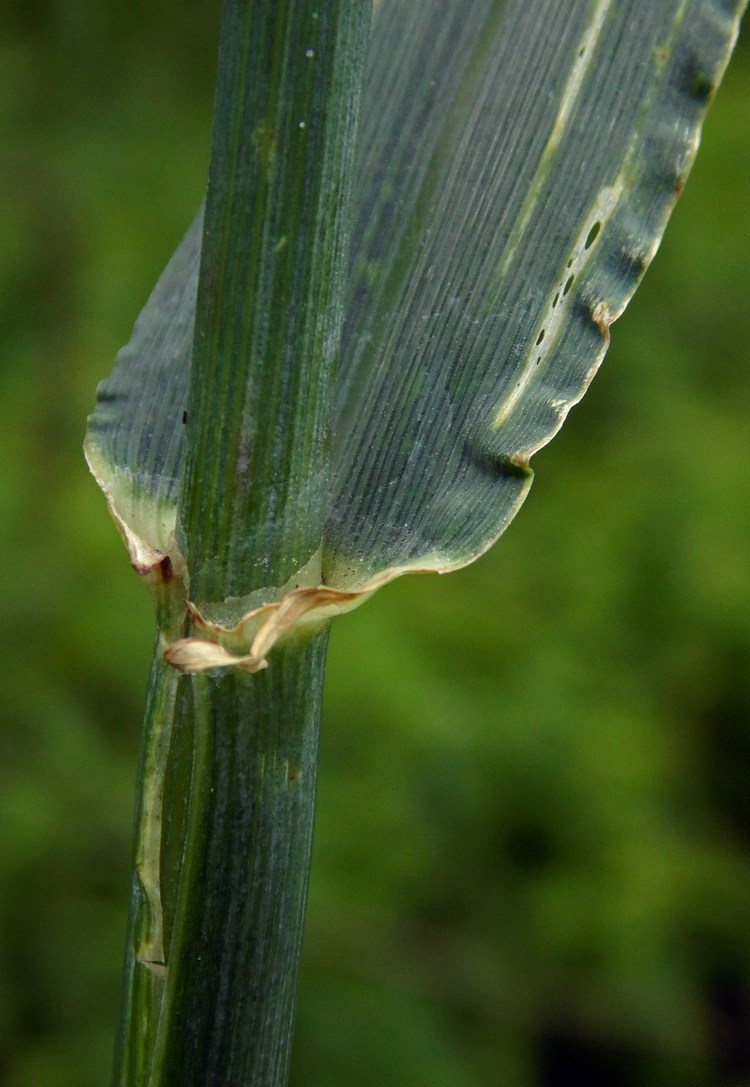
[83, 1, 745, 1084]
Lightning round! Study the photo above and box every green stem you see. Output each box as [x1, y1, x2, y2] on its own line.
[180, 0, 370, 597]
[156, 633, 328, 1084]
[112, 0, 368, 1083]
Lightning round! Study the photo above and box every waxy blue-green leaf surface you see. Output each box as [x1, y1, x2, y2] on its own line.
[86, 0, 745, 612]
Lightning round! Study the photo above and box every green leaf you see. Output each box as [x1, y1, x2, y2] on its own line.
[85, 0, 745, 668]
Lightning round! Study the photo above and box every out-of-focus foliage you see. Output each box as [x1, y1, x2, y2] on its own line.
[1, 4, 749, 1085]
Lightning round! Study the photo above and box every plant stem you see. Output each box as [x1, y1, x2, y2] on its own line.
[112, 0, 369, 1083]
[155, 633, 329, 1085]
[180, 0, 370, 596]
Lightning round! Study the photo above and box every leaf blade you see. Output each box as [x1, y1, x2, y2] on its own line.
[85, 0, 745, 636]
[325, 0, 745, 587]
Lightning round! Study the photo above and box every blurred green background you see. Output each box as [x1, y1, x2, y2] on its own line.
[2, 4, 749, 1085]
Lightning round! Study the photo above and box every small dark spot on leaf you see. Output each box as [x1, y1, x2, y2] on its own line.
[584, 221, 601, 250]
[618, 247, 648, 281]
[552, 292, 560, 308]
[692, 69, 715, 100]
[536, 328, 545, 345]
[182, 410, 188, 424]
[465, 439, 530, 481]
[97, 388, 124, 405]
[563, 274, 575, 297]
[160, 556, 174, 582]
[510, 452, 530, 473]
[287, 766, 302, 785]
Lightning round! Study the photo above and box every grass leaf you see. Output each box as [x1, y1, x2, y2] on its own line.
[86, 0, 745, 661]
